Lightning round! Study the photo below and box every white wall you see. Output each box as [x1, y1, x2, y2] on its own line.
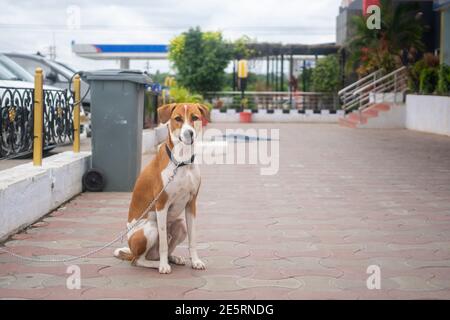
[406, 95, 450, 136]
[0, 152, 91, 241]
[142, 127, 169, 153]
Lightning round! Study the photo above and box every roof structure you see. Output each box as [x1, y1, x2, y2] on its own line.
[72, 42, 340, 61]
[247, 42, 340, 58]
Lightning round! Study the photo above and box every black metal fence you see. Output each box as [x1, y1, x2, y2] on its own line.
[0, 86, 75, 160]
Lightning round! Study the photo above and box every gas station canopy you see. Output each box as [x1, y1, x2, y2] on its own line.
[72, 44, 168, 60]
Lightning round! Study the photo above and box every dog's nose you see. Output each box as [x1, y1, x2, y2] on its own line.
[183, 129, 194, 142]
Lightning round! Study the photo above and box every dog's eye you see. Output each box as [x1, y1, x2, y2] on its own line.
[192, 115, 199, 121]
[174, 116, 183, 122]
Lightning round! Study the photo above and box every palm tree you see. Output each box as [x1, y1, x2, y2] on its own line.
[346, 0, 424, 76]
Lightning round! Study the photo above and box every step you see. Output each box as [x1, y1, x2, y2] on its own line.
[348, 112, 369, 124]
[339, 117, 358, 128]
[340, 103, 393, 129]
[370, 103, 390, 112]
[362, 108, 379, 117]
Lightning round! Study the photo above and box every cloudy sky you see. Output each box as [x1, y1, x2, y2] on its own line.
[0, 0, 340, 73]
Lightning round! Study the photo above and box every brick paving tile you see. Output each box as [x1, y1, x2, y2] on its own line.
[1, 123, 450, 299]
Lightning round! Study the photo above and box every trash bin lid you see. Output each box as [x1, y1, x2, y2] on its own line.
[82, 69, 153, 85]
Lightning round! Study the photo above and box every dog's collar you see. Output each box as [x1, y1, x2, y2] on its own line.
[165, 143, 195, 167]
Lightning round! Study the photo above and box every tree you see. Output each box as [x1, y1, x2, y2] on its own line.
[149, 70, 173, 85]
[312, 55, 341, 92]
[347, 0, 424, 76]
[168, 27, 232, 94]
[232, 35, 256, 60]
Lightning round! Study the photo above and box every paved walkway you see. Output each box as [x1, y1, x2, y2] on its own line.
[1, 123, 450, 299]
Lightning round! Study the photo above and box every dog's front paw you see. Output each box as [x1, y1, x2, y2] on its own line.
[159, 262, 172, 274]
[191, 259, 206, 270]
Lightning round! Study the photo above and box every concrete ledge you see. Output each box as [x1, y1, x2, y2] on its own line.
[211, 109, 344, 123]
[0, 151, 91, 241]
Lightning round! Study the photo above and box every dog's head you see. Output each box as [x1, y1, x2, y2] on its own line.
[158, 103, 210, 145]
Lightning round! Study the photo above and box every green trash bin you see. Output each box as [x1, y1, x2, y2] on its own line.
[82, 69, 152, 192]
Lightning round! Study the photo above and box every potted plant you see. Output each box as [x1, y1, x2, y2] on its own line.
[239, 97, 252, 123]
[201, 103, 212, 126]
[215, 98, 227, 113]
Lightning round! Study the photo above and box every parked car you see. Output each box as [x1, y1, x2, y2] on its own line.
[0, 59, 61, 91]
[54, 60, 77, 74]
[0, 54, 34, 82]
[5, 53, 91, 136]
[0, 58, 90, 138]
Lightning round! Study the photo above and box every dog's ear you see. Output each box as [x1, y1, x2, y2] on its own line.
[157, 103, 176, 124]
[197, 104, 210, 122]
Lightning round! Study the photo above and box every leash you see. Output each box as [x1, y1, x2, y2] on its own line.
[0, 161, 183, 263]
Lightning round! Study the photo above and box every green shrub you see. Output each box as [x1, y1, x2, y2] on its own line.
[169, 86, 203, 103]
[230, 95, 256, 111]
[437, 64, 450, 96]
[408, 59, 426, 93]
[311, 55, 341, 92]
[168, 86, 212, 110]
[419, 67, 438, 94]
[408, 53, 450, 95]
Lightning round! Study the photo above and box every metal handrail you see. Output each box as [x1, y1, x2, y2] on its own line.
[338, 69, 382, 96]
[353, 66, 407, 96]
[340, 66, 408, 112]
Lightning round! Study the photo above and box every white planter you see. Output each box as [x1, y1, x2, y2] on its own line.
[369, 92, 404, 104]
[211, 109, 240, 122]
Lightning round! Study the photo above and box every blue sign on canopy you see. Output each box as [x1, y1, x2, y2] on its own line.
[93, 44, 168, 53]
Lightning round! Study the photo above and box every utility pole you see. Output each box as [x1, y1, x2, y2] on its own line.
[49, 32, 56, 60]
[280, 54, 284, 92]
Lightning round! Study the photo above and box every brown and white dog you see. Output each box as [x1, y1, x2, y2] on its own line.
[114, 103, 209, 274]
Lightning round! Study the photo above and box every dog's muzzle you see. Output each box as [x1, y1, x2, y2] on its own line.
[181, 128, 194, 145]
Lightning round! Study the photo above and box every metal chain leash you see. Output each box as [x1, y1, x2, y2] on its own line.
[0, 163, 181, 263]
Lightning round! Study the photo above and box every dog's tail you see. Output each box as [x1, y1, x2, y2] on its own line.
[113, 247, 133, 261]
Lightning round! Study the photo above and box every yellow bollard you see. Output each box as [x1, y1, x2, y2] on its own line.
[33, 68, 44, 166]
[73, 74, 81, 153]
